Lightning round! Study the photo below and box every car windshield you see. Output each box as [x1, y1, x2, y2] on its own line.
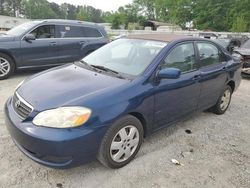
[242, 39, 250, 48]
[6, 21, 41, 36]
[83, 39, 167, 77]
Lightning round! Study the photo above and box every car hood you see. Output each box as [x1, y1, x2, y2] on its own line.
[0, 34, 15, 42]
[17, 64, 129, 111]
[234, 48, 250, 56]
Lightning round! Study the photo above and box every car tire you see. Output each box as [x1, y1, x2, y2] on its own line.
[0, 53, 15, 80]
[211, 85, 232, 115]
[97, 115, 144, 168]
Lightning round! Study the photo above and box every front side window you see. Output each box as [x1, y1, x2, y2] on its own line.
[161, 42, 196, 73]
[83, 39, 167, 76]
[30, 25, 55, 39]
[197, 42, 221, 67]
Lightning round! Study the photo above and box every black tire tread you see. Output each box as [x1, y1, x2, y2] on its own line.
[211, 85, 232, 115]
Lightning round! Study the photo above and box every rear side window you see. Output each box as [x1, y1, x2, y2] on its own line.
[30, 25, 55, 39]
[197, 42, 222, 67]
[59, 25, 102, 38]
[161, 42, 196, 73]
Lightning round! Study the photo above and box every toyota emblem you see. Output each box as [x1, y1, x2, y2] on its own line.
[15, 100, 21, 108]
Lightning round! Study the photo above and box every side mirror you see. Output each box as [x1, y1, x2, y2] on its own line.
[157, 68, 181, 79]
[24, 34, 36, 41]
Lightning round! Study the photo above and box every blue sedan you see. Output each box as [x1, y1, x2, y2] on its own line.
[5, 34, 242, 168]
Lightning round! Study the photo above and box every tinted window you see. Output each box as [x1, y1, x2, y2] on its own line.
[59, 25, 102, 38]
[84, 27, 102, 37]
[30, 25, 55, 39]
[161, 43, 196, 73]
[197, 42, 221, 67]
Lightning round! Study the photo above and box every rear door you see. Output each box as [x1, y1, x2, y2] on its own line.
[56, 25, 105, 64]
[153, 42, 201, 128]
[195, 41, 228, 110]
[20, 24, 59, 67]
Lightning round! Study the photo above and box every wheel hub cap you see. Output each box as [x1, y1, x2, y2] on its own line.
[110, 125, 139, 163]
[0, 58, 10, 77]
[220, 89, 231, 111]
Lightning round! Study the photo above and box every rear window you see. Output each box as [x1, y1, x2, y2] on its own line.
[59, 25, 102, 38]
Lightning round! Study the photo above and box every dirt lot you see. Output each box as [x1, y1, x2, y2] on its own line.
[0, 71, 249, 188]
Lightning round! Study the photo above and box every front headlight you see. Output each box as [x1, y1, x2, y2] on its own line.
[33, 107, 91, 128]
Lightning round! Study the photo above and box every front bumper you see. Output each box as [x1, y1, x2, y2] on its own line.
[4, 97, 108, 168]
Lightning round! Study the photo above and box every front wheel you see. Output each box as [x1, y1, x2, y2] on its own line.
[0, 53, 15, 80]
[211, 85, 232, 115]
[97, 115, 143, 168]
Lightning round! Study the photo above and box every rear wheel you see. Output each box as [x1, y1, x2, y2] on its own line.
[97, 115, 143, 168]
[0, 53, 15, 80]
[211, 85, 232, 115]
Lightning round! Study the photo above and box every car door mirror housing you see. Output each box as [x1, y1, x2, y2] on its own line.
[24, 34, 36, 41]
[157, 68, 181, 79]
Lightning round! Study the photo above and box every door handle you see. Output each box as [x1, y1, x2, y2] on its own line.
[222, 66, 227, 71]
[79, 41, 85, 45]
[193, 74, 201, 80]
[50, 42, 57, 46]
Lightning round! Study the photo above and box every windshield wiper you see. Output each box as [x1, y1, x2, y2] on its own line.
[79, 61, 125, 79]
[90, 65, 126, 79]
[90, 65, 119, 74]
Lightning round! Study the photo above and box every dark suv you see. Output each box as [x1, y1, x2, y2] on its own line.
[0, 19, 109, 79]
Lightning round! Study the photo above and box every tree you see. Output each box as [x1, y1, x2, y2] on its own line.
[134, 0, 156, 20]
[231, 16, 247, 32]
[60, 3, 77, 20]
[111, 13, 125, 29]
[23, 0, 56, 19]
[49, 2, 66, 19]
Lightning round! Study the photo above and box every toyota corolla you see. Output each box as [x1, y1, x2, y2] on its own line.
[5, 34, 241, 169]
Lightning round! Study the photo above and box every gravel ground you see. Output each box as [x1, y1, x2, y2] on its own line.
[0, 71, 249, 188]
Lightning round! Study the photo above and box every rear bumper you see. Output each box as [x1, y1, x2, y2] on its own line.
[4, 97, 108, 168]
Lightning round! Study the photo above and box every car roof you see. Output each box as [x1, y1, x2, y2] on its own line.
[34, 19, 101, 28]
[127, 34, 195, 43]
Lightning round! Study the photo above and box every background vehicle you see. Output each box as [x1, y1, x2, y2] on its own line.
[0, 19, 108, 80]
[5, 35, 241, 169]
[213, 38, 241, 54]
[199, 32, 218, 39]
[233, 39, 250, 77]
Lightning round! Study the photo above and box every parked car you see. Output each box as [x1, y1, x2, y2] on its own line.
[213, 38, 241, 54]
[0, 19, 108, 80]
[5, 34, 241, 169]
[199, 32, 218, 39]
[233, 39, 250, 77]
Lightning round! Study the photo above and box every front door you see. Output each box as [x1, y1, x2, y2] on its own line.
[20, 25, 59, 67]
[153, 42, 201, 128]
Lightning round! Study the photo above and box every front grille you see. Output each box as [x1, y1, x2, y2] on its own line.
[12, 92, 33, 119]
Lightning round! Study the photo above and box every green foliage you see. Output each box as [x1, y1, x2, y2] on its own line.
[111, 13, 125, 29]
[231, 16, 248, 32]
[1, 0, 249, 32]
[23, 0, 56, 19]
